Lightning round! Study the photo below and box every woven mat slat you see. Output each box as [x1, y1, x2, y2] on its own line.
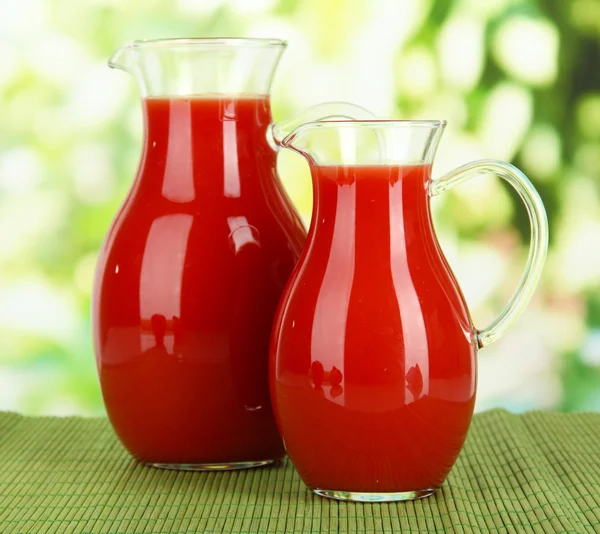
[0, 409, 598, 533]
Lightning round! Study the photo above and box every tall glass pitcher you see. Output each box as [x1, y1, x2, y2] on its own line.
[92, 38, 310, 470]
[269, 119, 548, 499]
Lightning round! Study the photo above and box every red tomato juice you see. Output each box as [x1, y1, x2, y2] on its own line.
[271, 164, 477, 492]
[94, 96, 305, 465]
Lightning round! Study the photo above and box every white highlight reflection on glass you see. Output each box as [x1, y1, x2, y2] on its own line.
[310, 183, 356, 406]
[139, 214, 193, 352]
[223, 120, 241, 198]
[162, 99, 196, 202]
[227, 215, 260, 253]
[162, 100, 196, 202]
[389, 177, 429, 401]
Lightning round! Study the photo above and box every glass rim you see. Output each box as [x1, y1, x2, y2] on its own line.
[303, 119, 447, 128]
[120, 37, 287, 50]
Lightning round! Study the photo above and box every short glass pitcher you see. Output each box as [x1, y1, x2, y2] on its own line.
[269, 117, 548, 501]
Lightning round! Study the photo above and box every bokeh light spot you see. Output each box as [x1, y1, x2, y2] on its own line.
[493, 16, 559, 87]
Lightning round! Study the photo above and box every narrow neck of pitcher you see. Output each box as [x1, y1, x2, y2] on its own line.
[309, 162, 434, 197]
[137, 95, 276, 199]
[109, 38, 286, 98]
[273, 121, 447, 171]
[308, 163, 434, 252]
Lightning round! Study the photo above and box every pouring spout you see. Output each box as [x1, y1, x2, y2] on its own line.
[108, 43, 133, 72]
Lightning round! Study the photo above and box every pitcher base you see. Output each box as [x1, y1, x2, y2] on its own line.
[311, 486, 439, 502]
[149, 460, 274, 471]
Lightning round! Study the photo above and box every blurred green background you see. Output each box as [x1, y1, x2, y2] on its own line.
[0, 0, 599, 415]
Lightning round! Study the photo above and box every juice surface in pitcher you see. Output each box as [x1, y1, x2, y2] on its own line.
[271, 163, 477, 492]
[94, 95, 305, 465]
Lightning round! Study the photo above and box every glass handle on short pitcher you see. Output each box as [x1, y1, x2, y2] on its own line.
[429, 160, 549, 348]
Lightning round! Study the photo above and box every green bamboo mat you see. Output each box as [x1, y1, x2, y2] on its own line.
[0, 410, 599, 533]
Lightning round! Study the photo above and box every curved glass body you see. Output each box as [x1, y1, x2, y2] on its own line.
[93, 39, 306, 469]
[270, 120, 547, 500]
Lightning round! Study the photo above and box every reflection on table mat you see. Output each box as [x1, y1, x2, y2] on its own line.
[0, 409, 598, 533]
